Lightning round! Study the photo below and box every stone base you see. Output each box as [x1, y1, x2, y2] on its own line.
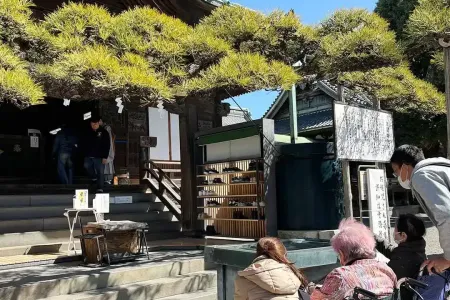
[278, 230, 339, 240]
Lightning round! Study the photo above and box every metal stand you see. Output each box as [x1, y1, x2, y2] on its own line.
[137, 228, 150, 260]
[64, 208, 99, 254]
[357, 165, 377, 224]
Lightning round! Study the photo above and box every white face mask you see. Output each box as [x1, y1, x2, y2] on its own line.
[394, 232, 405, 244]
[398, 165, 411, 190]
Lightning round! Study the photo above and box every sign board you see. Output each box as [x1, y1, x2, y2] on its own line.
[73, 190, 89, 209]
[30, 136, 39, 148]
[334, 103, 394, 162]
[198, 120, 213, 132]
[358, 170, 368, 201]
[93, 193, 110, 213]
[366, 169, 390, 241]
[114, 196, 133, 204]
[140, 136, 157, 148]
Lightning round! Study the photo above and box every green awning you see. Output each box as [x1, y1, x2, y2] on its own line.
[197, 126, 260, 145]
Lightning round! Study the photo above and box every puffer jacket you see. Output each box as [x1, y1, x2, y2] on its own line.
[376, 237, 426, 300]
[410, 158, 450, 260]
[234, 256, 302, 300]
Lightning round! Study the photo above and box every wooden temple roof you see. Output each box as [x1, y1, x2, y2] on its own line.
[31, 0, 222, 24]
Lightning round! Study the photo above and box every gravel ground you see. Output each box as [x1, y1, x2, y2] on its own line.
[423, 225, 443, 256]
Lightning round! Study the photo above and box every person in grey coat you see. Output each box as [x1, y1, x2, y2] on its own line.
[391, 145, 450, 273]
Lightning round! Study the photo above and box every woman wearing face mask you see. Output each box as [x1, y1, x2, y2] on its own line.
[375, 214, 426, 300]
[391, 145, 450, 273]
[311, 219, 396, 300]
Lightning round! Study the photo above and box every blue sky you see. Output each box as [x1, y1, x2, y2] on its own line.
[225, 0, 377, 118]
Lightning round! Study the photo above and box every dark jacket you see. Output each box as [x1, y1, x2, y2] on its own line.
[84, 126, 110, 159]
[376, 236, 427, 300]
[52, 128, 78, 156]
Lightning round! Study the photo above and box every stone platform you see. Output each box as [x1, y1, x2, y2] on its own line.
[0, 250, 217, 300]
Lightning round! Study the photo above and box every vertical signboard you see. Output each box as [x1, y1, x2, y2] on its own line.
[366, 169, 390, 241]
[74, 190, 89, 210]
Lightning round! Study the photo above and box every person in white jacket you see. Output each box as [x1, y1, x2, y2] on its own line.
[391, 145, 450, 273]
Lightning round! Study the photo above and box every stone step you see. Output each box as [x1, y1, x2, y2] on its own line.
[158, 289, 216, 300]
[158, 288, 217, 300]
[0, 202, 165, 221]
[0, 213, 178, 234]
[0, 229, 183, 256]
[0, 254, 208, 300]
[0, 184, 147, 195]
[0, 193, 155, 207]
[40, 271, 216, 300]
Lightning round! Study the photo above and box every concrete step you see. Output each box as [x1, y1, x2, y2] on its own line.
[0, 184, 147, 195]
[0, 193, 155, 207]
[40, 271, 216, 300]
[0, 229, 183, 256]
[158, 288, 216, 300]
[0, 254, 208, 300]
[0, 213, 178, 234]
[0, 202, 165, 220]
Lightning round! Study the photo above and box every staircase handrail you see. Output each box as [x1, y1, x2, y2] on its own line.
[144, 160, 181, 194]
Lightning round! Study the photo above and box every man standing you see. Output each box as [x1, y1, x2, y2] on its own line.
[52, 124, 77, 184]
[391, 145, 450, 273]
[83, 116, 110, 192]
[99, 118, 115, 185]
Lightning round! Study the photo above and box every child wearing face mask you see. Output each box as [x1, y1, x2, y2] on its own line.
[375, 214, 427, 300]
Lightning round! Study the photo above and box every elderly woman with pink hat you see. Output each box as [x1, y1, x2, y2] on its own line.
[311, 219, 397, 300]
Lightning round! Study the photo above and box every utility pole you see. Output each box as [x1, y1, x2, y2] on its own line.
[439, 38, 450, 159]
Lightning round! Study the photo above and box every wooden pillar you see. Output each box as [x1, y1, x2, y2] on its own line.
[288, 84, 298, 144]
[338, 85, 353, 218]
[180, 103, 198, 233]
[438, 39, 450, 158]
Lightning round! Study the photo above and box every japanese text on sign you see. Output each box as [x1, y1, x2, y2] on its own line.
[366, 169, 389, 241]
[334, 103, 395, 162]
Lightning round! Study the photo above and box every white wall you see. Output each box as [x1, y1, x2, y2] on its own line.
[206, 135, 261, 162]
[148, 107, 180, 161]
[170, 114, 180, 161]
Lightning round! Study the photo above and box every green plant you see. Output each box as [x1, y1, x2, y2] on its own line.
[0, 68, 45, 107]
[182, 52, 299, 96]
[197, 5, 318, 65]
[339, 65, 445, 113]
[36, 45, 171, 102]
[42, 2, 111, 51]
[317, 9, 403, 75]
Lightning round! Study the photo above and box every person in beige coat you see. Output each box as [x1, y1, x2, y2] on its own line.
[234, 237, 309, 300]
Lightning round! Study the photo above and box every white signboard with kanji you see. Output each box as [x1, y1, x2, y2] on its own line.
[74, 190, 89, 210]
[367, 169, 389, 241]
[334, 103, 395, 162]
[93, 193, 110, 213]
[30, 136, 39, 148]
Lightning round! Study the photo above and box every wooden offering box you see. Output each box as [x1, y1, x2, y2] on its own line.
[81, 223, 140, 264]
